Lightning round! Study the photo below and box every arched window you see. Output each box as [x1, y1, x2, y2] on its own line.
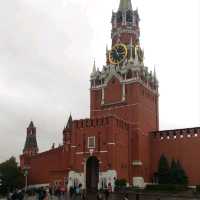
[126, 10, 133, 23]
[127, 70, 132, 79]
[117, 11, 122, 23]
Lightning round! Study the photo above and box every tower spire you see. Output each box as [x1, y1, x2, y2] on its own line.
[118, 0, 133, 11]
[92, 60, 96, 74]
[23, 121, 39, 156]
[66, 114, 73, 129]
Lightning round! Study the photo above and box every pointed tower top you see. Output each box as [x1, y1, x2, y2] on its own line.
[28, 121, 34, 128]
[118, 0, 133, 11]
[153, 67, 157, 78]
[92, 60, 96, 74]
[23, 121, 38, 155]
[66, 114, 73, 129]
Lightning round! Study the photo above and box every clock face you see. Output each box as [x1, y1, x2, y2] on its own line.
[109, 44, 127, 65]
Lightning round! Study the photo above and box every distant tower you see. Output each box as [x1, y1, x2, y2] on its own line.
[23, 121, 39, 156]
[63, 115, 73, 145]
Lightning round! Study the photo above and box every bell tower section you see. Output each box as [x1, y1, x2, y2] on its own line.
[90, 0, 159, 131]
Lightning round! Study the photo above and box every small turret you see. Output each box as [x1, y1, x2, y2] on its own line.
[63, 115, 73, 145]
[23, 121, 39, 156]
[66, 114, 73, 130]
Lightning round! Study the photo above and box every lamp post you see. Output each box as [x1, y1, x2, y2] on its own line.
[0, 172, 2, 187]
[23, 166, 30, 192]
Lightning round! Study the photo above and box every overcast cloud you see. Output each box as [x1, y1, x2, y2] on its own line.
[0, 0, 199, 162]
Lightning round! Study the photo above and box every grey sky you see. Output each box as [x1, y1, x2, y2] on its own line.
[0, 0, 199, 162]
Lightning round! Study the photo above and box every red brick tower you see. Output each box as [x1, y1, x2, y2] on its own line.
[90, 0, 159, 186]
[20, 121, 39, 169]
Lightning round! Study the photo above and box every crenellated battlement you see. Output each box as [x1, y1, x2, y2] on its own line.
[72, 116, 130, 131]
[151, 127, 200, 140]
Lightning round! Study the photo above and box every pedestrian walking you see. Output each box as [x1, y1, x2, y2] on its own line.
[81, 189, 86, 200]
[96, 191, 103, 200]
[104, 187, 109, 200]
[69, 186, 75, 199]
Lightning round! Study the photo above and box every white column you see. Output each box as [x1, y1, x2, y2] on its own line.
[83, 159, 86, 189]
[101, 87, 105, 104]
[122, 83, 126, 101]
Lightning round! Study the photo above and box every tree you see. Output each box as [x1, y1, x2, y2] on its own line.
[0, 157, 24, 195]
[114, 178, 127, 191]
[176, 160, 188, 185]
[170, 159, 178, 184]
[157, 154, 170, 184]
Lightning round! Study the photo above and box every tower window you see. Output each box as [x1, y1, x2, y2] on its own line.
[88, 136, 95, 149]
[126, 10, 133, 23]
[117, 11, 122, 23]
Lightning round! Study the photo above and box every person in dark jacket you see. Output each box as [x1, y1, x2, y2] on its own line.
[104, 188, 109, 200]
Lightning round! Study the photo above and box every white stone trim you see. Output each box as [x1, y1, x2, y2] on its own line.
[88, 136, 95, 149]
[76, 152, 84, 155]
[107, 142, 116, 145]
[91, 103, 138, 112]
[133, 177, 145, 188]
[27, 183, 49, 189]
[132, 160, 143, 166]
[71, 146, 77, 148]
[100, 150, 108, 153]
[68, 171, 85, 190]
[68, 170, 117, 191]
[99, 170, 117, 191]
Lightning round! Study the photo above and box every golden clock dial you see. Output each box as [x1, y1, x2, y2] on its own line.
[109, 43, 128, 65]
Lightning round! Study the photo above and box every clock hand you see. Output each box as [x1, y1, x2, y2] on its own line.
[114, 49, 119, 57]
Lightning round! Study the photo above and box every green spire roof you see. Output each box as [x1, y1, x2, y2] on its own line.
[118, 0, 133, 11]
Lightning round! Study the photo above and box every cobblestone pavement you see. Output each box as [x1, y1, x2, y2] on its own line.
[24, 193, 200, 200]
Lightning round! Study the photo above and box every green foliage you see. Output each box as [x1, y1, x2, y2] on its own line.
[170, 159, 178, 184]
[114, 178, 127, 190]
[145, 184, 187, 192]
[0, 157, 24, 195]
[176, 160, 188, 185]
[196, 185, 200, 192]
[157, 154, 170, 184]
[157, 155, 188, 186]
[169, 159, 188, 185]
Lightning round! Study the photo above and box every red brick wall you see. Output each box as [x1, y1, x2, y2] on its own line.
[151, 129, 200, 185]
[104, 77, 122, 104]
[27, 147, 69, 185]
[69, 117, 130, 181]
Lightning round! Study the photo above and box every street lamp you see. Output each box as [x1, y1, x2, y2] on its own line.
[22, 166, 30, 192]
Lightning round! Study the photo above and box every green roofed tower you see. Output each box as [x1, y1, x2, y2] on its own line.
[23, 121, 39, 156]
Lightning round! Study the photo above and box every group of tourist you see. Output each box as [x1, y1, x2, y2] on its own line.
[5, 185, 129, 200]
[7, 189, 25, 200]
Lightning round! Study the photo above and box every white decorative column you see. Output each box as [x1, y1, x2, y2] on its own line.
[101, 87, 105, 104]
[122, 83, 126, 101]
[132, 160, 145, 188]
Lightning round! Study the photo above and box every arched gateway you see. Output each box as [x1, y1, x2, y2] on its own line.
[86, 156, 99, 191]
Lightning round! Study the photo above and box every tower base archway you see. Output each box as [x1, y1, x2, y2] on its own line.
[86, 156, 99, 191]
